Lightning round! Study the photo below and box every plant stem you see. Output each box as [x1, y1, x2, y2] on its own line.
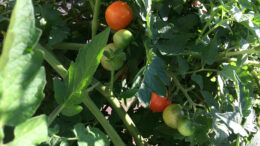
[186, 68, 219, 74]
[91, 78, 148, 146]
[36, 44, 67, 78]
[0, 123, 4, 146]
[236, 134, 240, 146]
[52, 134, 78, 141]
[83, 94, 126, 146]
[168, 71, 201, 110]
[91, 0, 101, 38]
[110, 70, 114, 90]
[52, 42, 86, 50]
[47, 104, 65, 126]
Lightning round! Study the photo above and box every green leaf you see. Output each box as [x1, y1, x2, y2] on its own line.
[234, 72, 252, 117]
[59, 28, 110, 116]
[8, 115, 48, 146]
[201, 35, 218, 65]
[0, 0, 46, 126]
[220, 65, 237, 81]
[54, 78, 66, 104]
[48, 25, 70, 46]
[177, 56, 189, 76]
[247, 128, 260, 146]
[73, 123, 110, 146]
[136, 56, 169, 107]
[61, 104, 83, 117]
[191, 74, 203, 89]
[157, 33, 193, 55]
[60, 140, 69, 146]
[215, 112, 248, 136]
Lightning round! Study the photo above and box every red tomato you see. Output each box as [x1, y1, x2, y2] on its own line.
[150, 91, 171, 112]
[105, 1, 133, 30]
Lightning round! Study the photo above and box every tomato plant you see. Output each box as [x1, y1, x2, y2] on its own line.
[0, 0, 260, 146]
[162, 104, 184, 128]
[105, 1, 133, 30]
[150, 91, 171, 112]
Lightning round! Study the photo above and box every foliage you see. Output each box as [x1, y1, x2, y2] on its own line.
[0, 0, 259, 145]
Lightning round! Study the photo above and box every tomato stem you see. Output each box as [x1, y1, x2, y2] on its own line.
[92, 78, 148, 146]
[110, 70, 115, 91]
[91, 0, 101, 38]
[47, 104, 65, 126]
[0, 123, 4, 146]
[36, 44, 67, 78]
[52, 42, 86, 50]
[83, 94, 126, 146]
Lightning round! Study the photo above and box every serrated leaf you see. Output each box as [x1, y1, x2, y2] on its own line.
[212, 119, 230, 144]
[220, 65, 237, 81]
[191, 74, 203, 89]
[157, 33, 193, 55]
[136, 56, 169, 107]
[246, 128, 260, 146]
[8, 115, 48, 146]
[234, 72, 252, 117]
[215, 112, 248, 137]
[201, 34, 218, 65]
[73, 123, 110, 146]
[59, 28, 110, 116]
[0, 0, 46, 126]
[136, 83, 152, 107]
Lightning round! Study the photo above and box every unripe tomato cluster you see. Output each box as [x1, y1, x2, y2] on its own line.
[101, 1, 133, 72]
[150, 91, 195, 136]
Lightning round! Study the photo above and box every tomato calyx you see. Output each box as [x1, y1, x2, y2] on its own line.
[101, 43, 126, 71]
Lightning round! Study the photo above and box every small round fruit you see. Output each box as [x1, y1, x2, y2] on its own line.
[163, 104, 184, 128]
[113, 29, 133, 50]
[105, 1, 133, 30]
[177, 118, 195, 136]
[100, 43, 124, 71]
[150, 92, 171, 112]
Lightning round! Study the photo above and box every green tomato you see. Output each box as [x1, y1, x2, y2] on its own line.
[177, 118, 195, 136]
[113, 29, 133, 50]
[101, 43, 124, 71]
[163, 104, 184, 129]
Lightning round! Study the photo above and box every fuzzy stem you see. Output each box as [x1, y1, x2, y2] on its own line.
[110, 70, 115, 90]
[91, 0, 101, 38]
[52, 42, 86, 50]
[91, 78, 148, 146]
[36, 44, 67, 78]
[0, 123, 4, 146]
[83, 94, 125, 146]
[47, 104, 65, 126]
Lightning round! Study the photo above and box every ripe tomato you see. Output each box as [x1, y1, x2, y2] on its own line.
[113, 29, 133, 50]
[177, 118, 195, 136]
[162, 104, 184, 128]
[105, 1, 133, 30]
[100, 43, 124, 71]
[150, 91, 171, 112]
